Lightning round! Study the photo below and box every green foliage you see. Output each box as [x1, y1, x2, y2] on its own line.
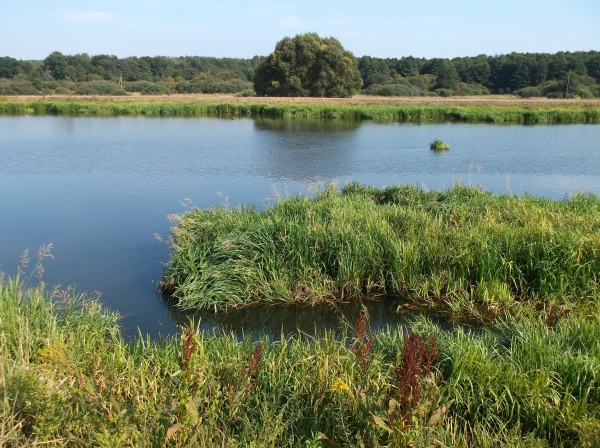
[74, 81, 126, 95]
[430, 139, 451, 150]
[514, 86, 543, 98]
[452, 82, 490, 96]
[235, 89, 256, 97]
[427, 59, 460, 90]
[435, 88, 453, 97]
[1, 99, 599, 123]
[364, 83, 427, 97]
[254, 33, 363, 97]
[2, 273, 600, 446]
[2, 50, 600, 97]
[162, 183, 600, 318]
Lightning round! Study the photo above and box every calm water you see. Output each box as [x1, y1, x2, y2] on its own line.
[1, 116, 599, 338]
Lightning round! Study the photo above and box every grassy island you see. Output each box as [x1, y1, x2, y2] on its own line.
[2, 274, 599, 446]
[162, 183, 600, 320]
[1, 96, 600, 123]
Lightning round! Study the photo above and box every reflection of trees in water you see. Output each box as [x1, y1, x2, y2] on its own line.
[251, 119, 362, 182]
[253, 118, 361, 134]
[160, 296, 427, 340]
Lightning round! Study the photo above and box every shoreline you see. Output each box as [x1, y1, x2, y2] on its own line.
[1, 95, 599, 122]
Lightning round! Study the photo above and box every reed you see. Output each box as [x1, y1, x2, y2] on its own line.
[162, 183, 600, 321]
[1, 99, 599, 123]
[2, 275, 598, 446]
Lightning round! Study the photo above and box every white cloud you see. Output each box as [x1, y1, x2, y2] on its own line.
[279, 16, 306, 28]
[65, 12, 117, 24]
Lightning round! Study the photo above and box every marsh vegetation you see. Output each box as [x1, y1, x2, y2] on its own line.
[2, 98, 599, 123]
[162, 183, 600, 321]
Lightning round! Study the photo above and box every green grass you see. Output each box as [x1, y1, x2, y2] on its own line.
[2, 274, 599, 446]
[430, 139, 451, 150]
[1, 99, 600, 123]
[162, 183, 600, 321]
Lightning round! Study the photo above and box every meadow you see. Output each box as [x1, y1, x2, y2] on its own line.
[1, 97, 600, 123]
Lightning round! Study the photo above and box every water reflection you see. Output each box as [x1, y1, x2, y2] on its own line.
[251, 118, 361, 182]
[159, 296, 456, 341]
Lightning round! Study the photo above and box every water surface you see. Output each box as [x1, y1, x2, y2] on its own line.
[1, 116, 599, 337]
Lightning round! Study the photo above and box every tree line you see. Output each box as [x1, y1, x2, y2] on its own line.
[1, 46, 599, 98]
[358, 51, 600, 97]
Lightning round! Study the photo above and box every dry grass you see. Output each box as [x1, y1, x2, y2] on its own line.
[5, 93, 600, 107]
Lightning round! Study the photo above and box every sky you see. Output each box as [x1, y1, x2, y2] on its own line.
[1, 0, 599, 60]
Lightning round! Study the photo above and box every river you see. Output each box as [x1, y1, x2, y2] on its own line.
[1, 116, 599, 337]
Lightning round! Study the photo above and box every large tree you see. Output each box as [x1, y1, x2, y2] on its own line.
[254, 33, 363, 97]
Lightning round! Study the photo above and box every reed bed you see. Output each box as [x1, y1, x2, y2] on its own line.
[162, 183, 600, 321]
[1, 99, 599, 123]
[2, 275, 599, 446]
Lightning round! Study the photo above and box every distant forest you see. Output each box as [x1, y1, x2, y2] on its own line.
[1, 50, 599, 98]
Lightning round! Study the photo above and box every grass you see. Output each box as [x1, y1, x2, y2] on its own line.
[430, 139, 451, 150]
[1, 97, 600, 123]
[162, 183, 600, 322]
[2, 274, 599, 446]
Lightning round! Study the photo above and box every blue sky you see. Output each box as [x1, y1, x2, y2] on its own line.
[1, 0, 598, 60]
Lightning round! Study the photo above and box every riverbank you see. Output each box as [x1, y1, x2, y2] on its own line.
[2, 275, 599, 446]
[162, 183, 600, 320]
[1, 95, 600, 122]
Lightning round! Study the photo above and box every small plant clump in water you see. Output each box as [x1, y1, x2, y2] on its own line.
[430, 138, 451, 150]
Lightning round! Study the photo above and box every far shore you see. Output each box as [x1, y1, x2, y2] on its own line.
[3, 93, 600, 107]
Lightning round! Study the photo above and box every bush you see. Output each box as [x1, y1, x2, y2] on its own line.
[0, 78, 40, 95]
[54, 87, 73, 95]
[453, 82, 489, 96]
[74, 81, 126, 95]
[235, 89, 256, 97]
[435, 88, 453, 97]
[514, 86, 543, 98]
[364, 84, 419, 96]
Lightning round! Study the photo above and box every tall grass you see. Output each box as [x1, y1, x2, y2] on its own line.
[2, 275, 599, 446]
[0, 99, 599, 122]
[162, 183, 600, 321]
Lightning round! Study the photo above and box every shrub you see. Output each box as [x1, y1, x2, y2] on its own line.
[514, 86, 543, 98]
[0, 79, 40, 95]
[364, 83, 424, 97]
[235, 89, 256, 97]
[435, 88, 453, 97]
[74, 81, 126, 95]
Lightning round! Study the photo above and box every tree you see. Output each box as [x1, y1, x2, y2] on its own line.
[254, 33, 363, 97]
[0, 57, 19, 78]
[426, 59, 459, 90]
[43, 51, 68, 80]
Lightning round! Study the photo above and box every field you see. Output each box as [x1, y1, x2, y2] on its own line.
[1, 95, 600, 123]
